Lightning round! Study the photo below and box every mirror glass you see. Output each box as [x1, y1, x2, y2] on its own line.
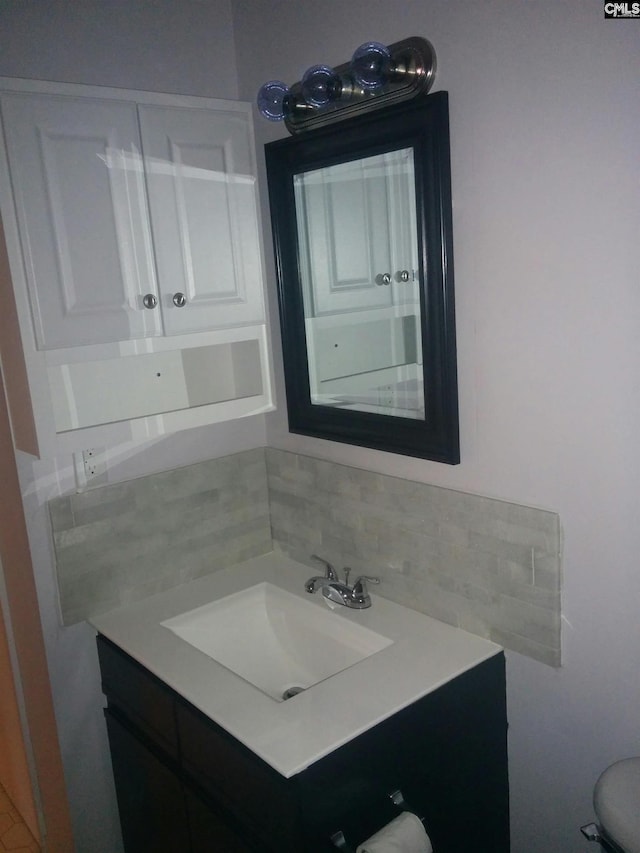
[294, 148, 425, 420]
[265, 92, 459, 463]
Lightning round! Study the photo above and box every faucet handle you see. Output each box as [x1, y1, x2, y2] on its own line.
[310, 554, 339, 581]
[352, 575, 380, 596]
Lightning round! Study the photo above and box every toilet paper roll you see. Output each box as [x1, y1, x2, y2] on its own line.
[356, 811, 433, 853]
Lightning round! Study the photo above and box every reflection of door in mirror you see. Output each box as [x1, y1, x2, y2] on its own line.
[294, 148, 424, 420]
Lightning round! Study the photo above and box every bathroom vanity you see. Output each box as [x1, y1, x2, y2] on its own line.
[92, 554, 510, 852]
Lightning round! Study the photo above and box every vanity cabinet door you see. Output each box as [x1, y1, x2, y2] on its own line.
[0, 93, 161, 349]
[185, 789, 257, 853]
[105, 709, 190, 853]
[138, 104, 265, 334]
[176, 700, 299, 851]
[97, 635, 178, 760]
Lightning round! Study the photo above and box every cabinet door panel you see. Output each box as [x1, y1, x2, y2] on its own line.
[295, 161, 393, 316]
[98, 636, 178, 760]
[176, 701, 298, 850]
[1, 94, 161, 348]
[139, 105, 265, 334]
[105, 710, 190, 853]
[185, 790, 257, 853]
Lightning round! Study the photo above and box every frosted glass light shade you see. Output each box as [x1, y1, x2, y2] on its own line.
[351, 41, 392, 91]
[301, 65, 342, 107]
[257, 80, 291, 121]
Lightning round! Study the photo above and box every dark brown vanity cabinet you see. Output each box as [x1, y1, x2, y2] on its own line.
[97, 634, 510, 852]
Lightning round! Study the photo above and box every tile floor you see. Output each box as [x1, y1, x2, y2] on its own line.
[0, 783, 40, 853]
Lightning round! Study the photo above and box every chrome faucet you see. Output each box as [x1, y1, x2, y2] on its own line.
[304, 555, 380, 609]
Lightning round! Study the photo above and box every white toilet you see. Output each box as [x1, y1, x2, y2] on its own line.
[582, 757, 640, 853]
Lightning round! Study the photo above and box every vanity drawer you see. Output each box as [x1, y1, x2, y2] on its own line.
[176, 700, 299, 850]
[97, 635, 178, 760]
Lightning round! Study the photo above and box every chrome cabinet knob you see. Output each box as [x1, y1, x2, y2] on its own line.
[142, 293, 158, 309]
[172, 292, 187, 307]
[398, 269, 410, 282]
[380, 273, 392, 285]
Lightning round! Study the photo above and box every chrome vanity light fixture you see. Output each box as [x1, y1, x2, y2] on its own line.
[256, 36, 436, 134]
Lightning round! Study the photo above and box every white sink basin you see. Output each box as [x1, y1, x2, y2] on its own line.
[161, 582, 393, 702]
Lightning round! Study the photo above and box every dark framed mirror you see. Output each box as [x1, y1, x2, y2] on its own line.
[265, 91, 459, 463]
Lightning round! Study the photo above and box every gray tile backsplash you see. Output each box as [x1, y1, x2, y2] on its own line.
[50, 446, 561, 665]
[50, 449, 271, 625]
[265, 449, 562, 666]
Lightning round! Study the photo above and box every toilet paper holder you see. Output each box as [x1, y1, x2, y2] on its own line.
[330, 788, 425, 851]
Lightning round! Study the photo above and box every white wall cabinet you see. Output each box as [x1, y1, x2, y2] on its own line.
[138, 105, 265, 335]
[0, 79, 274, 457]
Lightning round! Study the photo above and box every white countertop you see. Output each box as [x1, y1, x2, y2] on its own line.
[90, 552, 502, 778]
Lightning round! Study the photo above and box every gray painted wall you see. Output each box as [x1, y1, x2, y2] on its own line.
[0, 0, 239, 98]
[236, 4, 640, 853]
[0, 2, 638, 852]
